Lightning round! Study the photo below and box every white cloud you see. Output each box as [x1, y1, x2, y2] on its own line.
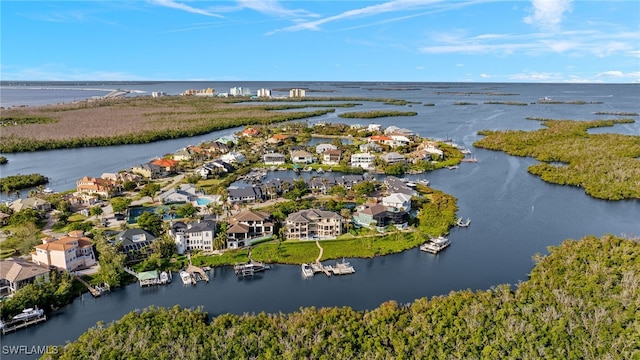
[509, 72, 561, 81]
[523, 0, 573, 31]
[598, 71, 624, 78]
[148, 0, 223, 17]
[1, 64, 143, 81]
[236, 0, 318, 18]
[480, 73, 490, 78]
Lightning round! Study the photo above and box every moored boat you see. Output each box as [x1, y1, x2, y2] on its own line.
[420, 236, 451, 254]
[179, 270, 193, 285]
[301, 263, 314, 278]
[160, 271, 171, 284]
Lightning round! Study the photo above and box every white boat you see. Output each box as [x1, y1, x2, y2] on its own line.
[12, 308, 45, 322]
[160, 271, 171, 284]
[420, 236, 451, 254]
[417, 179, 430, 186]
[301, 263, 314, 278]
[332, 259, 355, 275]
[42, 188, 54, 194]
[179, 270, 193, 285]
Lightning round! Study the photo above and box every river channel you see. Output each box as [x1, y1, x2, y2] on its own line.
[1, 82, 638, 357]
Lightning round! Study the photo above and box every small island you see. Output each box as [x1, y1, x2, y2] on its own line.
[338, 110, 418, 119]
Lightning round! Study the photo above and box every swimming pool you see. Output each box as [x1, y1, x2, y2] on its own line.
[196, 198, 211, 206]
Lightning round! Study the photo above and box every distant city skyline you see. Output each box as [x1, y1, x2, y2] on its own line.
[1, 0, 639, 83]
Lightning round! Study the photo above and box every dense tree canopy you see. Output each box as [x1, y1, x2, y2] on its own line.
[44, 235, 639, 360]
[474, 119, 640, 200]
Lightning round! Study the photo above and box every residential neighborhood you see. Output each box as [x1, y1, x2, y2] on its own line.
[0, 120, 463, 309]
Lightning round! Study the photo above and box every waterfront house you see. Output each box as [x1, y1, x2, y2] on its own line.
[227, 186, 264, 204]
[267, 134, 292, 145]
[322, 149, 342, 165]
[32, 231, 96, 271]
[390, 135, 411, 148]
[76, 176, 116, 199]
[350, 152, 376, 170]
[385, 126, 414, 136]
[285, 209, 343, 240]
[262, 177, 295, 198]
[263, 152, 286, 165]
[150, 158, 179, 175]
[0, 257, 50, 296]
[241, 127, 260, 137]
[9, 198, 51, 213]
[113, 228, 157, 258]
[315, 143, 338, 154]
[382, 193, 413, 211]
[290, 150, 315, 164]
[206, 141, 229, 154]
[201, 160, 234, 177]
[367, 124, 382, 132]
[173, 148, 193, 162]
[381, 152, 406, 165]
[226, 210, 274, 249]
[352, 204, 409, 231]
[171, 219, 216, 254]
[416, 141, 444, 159]
[131, 163, 163, 179]
[216, 134, 239, 146]
[385, 177, 418, 196]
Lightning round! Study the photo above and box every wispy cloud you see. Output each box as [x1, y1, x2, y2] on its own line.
[236, 0, 318, 18]
[1, 64, 143, 81]
[523, 0, 572, 31]
[148, 0, 223, 17]
[268, 0, 449, 34]
[420, 29, 638, 58]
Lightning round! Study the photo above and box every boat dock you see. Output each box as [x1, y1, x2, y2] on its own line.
[331, 259, 356, 275]
[186, 264, 209, 283]
[1, 315, 47, 335]
[234, 261, 271, 277]
[456, 217, 471, 227]
[123, 267, 172, 287]
[74, 275, 102, 297]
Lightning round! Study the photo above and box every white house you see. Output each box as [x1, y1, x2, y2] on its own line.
[315, 143, 338, 154]
[351, 153, 376, 169]
[390, 135, 411, 147]
[290, 150, 315, 164]
[170, 220, 216, 254]
[220, 151, 246, 164]
[382, 193, 413, 211]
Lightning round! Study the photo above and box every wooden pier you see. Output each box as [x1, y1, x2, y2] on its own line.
[186, 265, 209, 283]
[74, 275, 102, 297]
[1, 316, 47, 334]
[313, 240, 332, 276]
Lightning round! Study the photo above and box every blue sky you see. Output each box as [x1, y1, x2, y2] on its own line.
[1, 0, 639, 82]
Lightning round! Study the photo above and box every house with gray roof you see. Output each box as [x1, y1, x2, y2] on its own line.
[285, 209, 343, 240]
[113, 228, 157, 256]
[227, 186, 264, 204]
[381, 152, 406, 165]
[170, 219, 216, 254]
[226, 209, 274, 249]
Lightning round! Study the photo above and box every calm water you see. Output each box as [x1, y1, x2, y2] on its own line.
[1, 82, 639, 357]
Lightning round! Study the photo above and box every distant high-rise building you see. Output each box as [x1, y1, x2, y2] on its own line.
[230, 87, 252, 96]
[289, 88, 306, 98]
[256, 88, 272, 98]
